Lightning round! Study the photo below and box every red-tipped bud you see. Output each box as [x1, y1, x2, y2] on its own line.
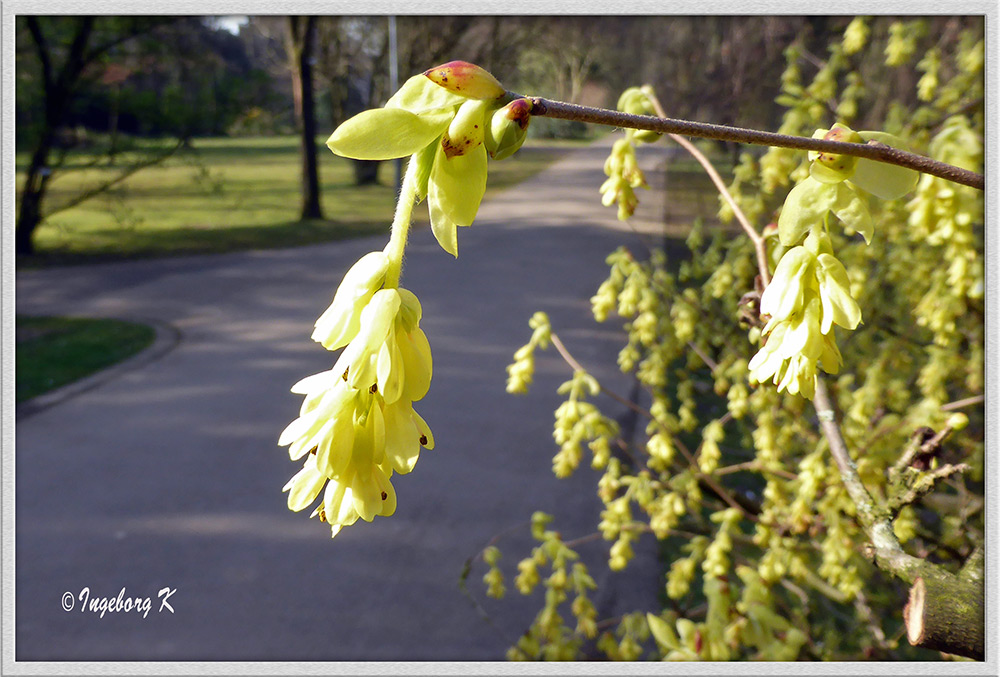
[813, 124, 864, 177]
[486, 98, 532, 161]
[423, 61, 506, 100]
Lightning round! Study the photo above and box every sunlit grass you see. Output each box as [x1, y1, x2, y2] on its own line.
[17, 135, 580, 265]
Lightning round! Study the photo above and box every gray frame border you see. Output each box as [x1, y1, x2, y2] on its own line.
[2, 1, 996, 675]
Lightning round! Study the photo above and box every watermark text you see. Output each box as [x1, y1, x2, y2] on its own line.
[61, 586, 177, 618]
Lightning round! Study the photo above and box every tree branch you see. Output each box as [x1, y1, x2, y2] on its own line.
[525, 96, 984, 191]
[813, 377, 983, 660]
[45, 138, 188, 218]
[25, 17, 53, 91]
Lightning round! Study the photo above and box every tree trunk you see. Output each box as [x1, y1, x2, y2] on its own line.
[17, 17, 95, 257]
[288, 16, 323, 221]
[15, 140, 55, 257]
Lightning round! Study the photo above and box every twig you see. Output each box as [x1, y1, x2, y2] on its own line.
[940, 394, 984, 412]
[457, 520, 530, 649]
[889, 425, 954, 479]
[714, 460, 798, 481]
[855, 590, 890, 652]
[887, 463, 971, 517]
[686, 341, 720, 372]
[643, 88, 771, 287]
[525, 96, 984, 191]
[548, 331, 757, 522]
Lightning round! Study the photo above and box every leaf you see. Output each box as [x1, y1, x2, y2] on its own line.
[832, 182, 874, 243]
[326, 108, 450, 161]
[777, 178, 836, 246]
[428, 142, 488, 227]
[850, 131, 919, 200]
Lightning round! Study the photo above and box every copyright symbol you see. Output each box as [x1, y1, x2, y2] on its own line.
[61, 591, 74, 612]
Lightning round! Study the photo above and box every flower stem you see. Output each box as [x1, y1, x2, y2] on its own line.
[384, 155, 420, 289]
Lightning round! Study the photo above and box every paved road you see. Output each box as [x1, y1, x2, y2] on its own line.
[14, 137, 671, 661]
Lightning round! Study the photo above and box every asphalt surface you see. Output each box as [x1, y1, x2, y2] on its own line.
[14, 136, 672, 661]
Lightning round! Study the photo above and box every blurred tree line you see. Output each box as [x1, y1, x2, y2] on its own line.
[15, 15, 945, 256]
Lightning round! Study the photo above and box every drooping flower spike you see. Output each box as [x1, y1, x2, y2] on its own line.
[282, 62, 523, 539]
[280, 267, 434, 538]
[748, 231, 861, 400]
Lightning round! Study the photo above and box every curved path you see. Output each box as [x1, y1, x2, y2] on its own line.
[14, 137, 671, 661]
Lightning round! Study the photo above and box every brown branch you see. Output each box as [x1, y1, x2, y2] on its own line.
[814, 379, 937, 582]
[904, 576, 983, 660]
[526, 96, 984, 191]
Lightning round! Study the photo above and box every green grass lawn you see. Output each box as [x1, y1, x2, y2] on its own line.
[16, 135, 581, 265]
[16, 316, 156, 402]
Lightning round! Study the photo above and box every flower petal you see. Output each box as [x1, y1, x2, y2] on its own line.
[352, 464, 384, 522]
[383, 400, 421, 474]
[334, 289, 401, 391]
[413, 408, 435, 450]
[429, 141, 487, 227]
[283, 461, 328, 512]
[399, 328, 432, 402]
[831, 183, 874, 244]
[851, 132, 920, 200]
[816, 253, 862, 331]
[428, 193, 459, 257]
[377, 322, 405, 405]
[777, 178, 837, 246]
[759, 246, 815, 321]
[312, 251, 390, 350]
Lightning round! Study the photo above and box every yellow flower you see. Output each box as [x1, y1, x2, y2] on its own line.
[280, 277, 434, 537]
[312, 251, 390, 350]
[749, 241, 855, 400]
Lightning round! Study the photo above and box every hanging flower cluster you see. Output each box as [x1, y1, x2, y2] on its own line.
[279, 62, 532, 537]
[747, 231, 858, 399]
[279, 252, 434, 537]
[748, 123, 917, 400]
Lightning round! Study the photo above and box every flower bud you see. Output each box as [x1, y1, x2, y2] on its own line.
[423, 61, 506, 100]
[946, 412, 969, 431]
[811, 124, 863, 181]
[441, 98, 488, 158]
[485, 98, 532, 160]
